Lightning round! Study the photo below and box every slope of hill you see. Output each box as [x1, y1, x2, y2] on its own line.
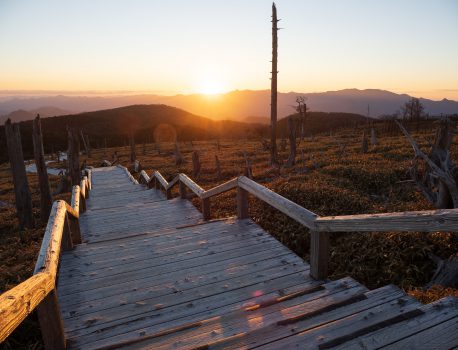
[1, 89, 457, 123]
[0, 104, 265, 164]
[0, 106, 72, 125]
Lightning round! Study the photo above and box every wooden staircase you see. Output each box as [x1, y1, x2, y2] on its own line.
[1, 165, 457, 349]
[55, 166, 457, 349]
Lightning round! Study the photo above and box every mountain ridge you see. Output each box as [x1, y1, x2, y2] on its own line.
[1, 88, 457, 124]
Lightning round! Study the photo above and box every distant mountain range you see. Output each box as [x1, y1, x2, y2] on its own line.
[0, 89, 457, 124]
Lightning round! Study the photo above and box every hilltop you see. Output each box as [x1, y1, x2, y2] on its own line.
[0, 104, 368, 164]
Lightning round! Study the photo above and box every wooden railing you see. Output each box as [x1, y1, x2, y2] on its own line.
[0, 171, 91, 349]
[139, 170, 458, 281]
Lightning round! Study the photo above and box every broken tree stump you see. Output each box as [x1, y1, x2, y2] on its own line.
[32, 115, 53, 222]
[5, 119, 34, 229]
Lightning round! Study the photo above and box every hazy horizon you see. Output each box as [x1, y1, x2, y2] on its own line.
[1, 0, 457, 100]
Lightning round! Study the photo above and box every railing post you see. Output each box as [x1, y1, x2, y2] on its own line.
[166, 187, 172, 199]
[80, 195, 87, 213]
[68, 215, 82, 244]
[202, 198, 211, 220]
[36, 289, 66, 350]
[61, 213, 73, 251]
[237, 186, 249, 219]
[310, 231, 329, 280]
[179, 181, 187, 199]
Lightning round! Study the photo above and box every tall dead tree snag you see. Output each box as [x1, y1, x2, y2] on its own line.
[361, 131, 368, 153]
[286, 116, 296, 167]
[5, 119, 34, 229]
[129, 132, 136, 162]
[270, 2, 279, 166]
[296, 96, 308, 141]
[32, 115, 52, 222]
[192, 151, 201, 178]
[67, 127, 81, 186]
[80, 130, 91, 158]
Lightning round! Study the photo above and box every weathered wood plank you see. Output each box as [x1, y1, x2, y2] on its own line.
[238, 176, 318, 229]
[316, 208, 458, 232]
[330, 296, 458, 350]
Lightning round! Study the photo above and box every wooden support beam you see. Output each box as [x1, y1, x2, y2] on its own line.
[202, 198, 211, 220]
[36, 289, 66, 350]
[4, 119, 34, 229]
[179, 180, 187, 199]
[237, 186, 249, 219]
[310, 231, 329, 280]
[32, 115, 53, 223]
[61, 213, 73, 251]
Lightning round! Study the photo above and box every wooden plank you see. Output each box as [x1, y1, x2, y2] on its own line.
[59, 252, 303, 322]
[59, 228, 278, 276]
[179, 173, 205, 197]
[58, 244, 294, 294]
[330, 296, 458, 349]
[0, 273, 53, 341]
[238, 176, 318, 229]
[66, 271, 313, 348]
[36, 289, 66, 350]
[316, 208, 458, 232]
[381, 315, 458, 350]
[201, 178, 238, 199]
[123, 278, 366, 350]
[201, 285, 410, 350]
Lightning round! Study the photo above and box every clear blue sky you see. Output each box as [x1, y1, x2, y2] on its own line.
[0, 0, 457, 99]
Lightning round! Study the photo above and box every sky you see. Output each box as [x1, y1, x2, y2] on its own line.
[0, 0, 457, 100]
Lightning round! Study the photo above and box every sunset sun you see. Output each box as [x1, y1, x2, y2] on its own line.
[197, 80, 226, 95]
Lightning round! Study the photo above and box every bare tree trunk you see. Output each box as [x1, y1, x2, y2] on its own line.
[68, 127, 81, 186]
[32, 115, 52, 223]
[192, 151, 201, 178]
[5, 119, 34, 229]
[270, 3, 279, 166]
[215, 155, 222, 180]
[371, 128, 378, 146]
[286, 117, 296, 167]
[362, 131, 368, 153]
[174, 143, 183, 166]
[85, 134, 91, 158]
[80, 130, 90, 157]
[243, 152, 253, 179]
[129, 133, 136, 162]
[397, 119, 458, 208]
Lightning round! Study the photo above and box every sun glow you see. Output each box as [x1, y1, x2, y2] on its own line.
[197, 80, 226, 95]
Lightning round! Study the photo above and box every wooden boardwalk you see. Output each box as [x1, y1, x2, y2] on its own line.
[57, 166, 458, 350]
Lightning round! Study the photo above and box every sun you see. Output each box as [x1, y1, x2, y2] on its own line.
[198, 80, 226, 95]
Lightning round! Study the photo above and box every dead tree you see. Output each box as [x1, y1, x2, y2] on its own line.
[361, 131, 368, 153]
[174, 143, 183, 166]
[67, 127, 81, 186]
[397, 119, 458, 287]
[371, 127, 378, 146]
[280, 137, 287, 152]
[285, 116, 297, 167]
[296, 96, 308, 141]
[336, 139, 348, 162]
[396, 119, 458, 208]
[215, 155, 222, 180]
[243, 152, 253, 179]
[129, 132, 136, 162]
[85, 134, 92, 158]
[80, 130, 90, 157]
[5, 119, 34, 229]
[270, 2, 279, 166]
[192, 151, 201, 178]
[32, 115, 53, 222]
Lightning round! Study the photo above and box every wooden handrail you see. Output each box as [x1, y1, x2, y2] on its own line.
[145, 169, 458, 280]
[0, 169, 92, 348]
